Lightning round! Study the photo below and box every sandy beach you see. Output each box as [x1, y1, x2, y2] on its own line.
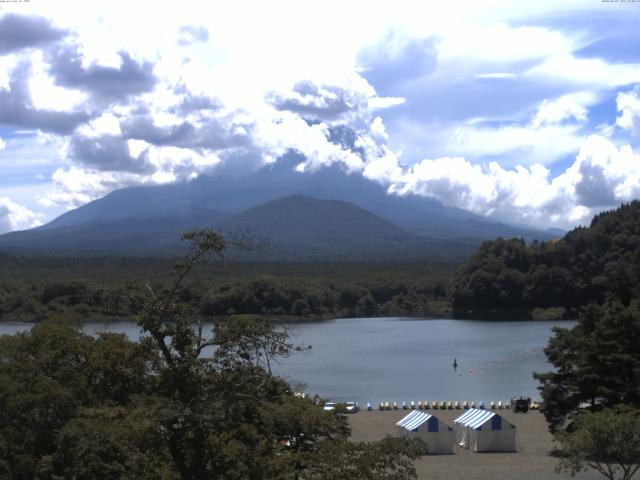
[348, 409, 602, 480]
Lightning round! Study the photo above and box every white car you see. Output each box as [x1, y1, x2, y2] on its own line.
[345, 402, 359, 413]
[323, 402, 336, 412]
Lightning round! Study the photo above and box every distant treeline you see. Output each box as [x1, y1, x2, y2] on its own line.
[449, 201, 640, 318]
[0, 259, 454, 322]
[4, 200, 640, 322]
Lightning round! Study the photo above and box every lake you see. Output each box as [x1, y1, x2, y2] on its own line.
[0, 317, 573, 404]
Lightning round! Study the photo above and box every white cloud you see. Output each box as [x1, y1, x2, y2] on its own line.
[77, 113, 122, 138]
[438, 23, 578, 64]
[28, 50, 88, 111]
[526, 55, 640, 89]
[1, 3, 640, 234]
[616, 88, 640, 138]
[531, 92, 595, 128]
[386, 135, 640, 229]
[475, 72, 517, 79]
[0, 197, 42, 233]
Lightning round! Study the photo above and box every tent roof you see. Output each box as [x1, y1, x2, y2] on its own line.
[396, 410, 435, 431]
[454, 409, 504, 430]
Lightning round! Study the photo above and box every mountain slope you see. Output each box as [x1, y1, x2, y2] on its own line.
[39, 155, 555, 241]
[0, 195, 478, 259]
[0, 209, 225, 254]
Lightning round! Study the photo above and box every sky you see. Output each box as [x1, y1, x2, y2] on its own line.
[1, 0, 640, 234]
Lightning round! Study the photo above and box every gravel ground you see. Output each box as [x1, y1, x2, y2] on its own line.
[348, 409, 602, 480]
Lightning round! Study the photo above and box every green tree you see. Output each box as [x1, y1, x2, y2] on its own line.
[123, 229, 422, 480]
[0, 230, 424, 479]
[535, 302, 640, 432]
[556, 408, 640, 480]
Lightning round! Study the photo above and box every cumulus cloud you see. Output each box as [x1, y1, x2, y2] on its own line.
[177, 25, 209, 46]
[47, 45, 158, 105]
[0, 197, 42, 234]
[531, 92, 594, 128]
[386, 135, 640, 228]
[267, 79, 375, 122]
[0, 60, 90, 134]
[119, 112, 251, 150]
[0, 13, 67, 54]
[616, 87, 640, 138]
[67, 134, 153, 173]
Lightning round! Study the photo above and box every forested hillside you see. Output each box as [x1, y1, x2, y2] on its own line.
[449, 201, 640, 318]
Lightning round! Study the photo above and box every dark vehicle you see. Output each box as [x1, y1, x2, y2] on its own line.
[511, 396, 531, 413]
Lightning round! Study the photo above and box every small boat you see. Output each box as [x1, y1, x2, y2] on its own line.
[402, 401, 408, 410]
[490, 401, 496, 409]
[393, 402, 398, 410]
[424, 401, 430, 409]
[453, 358, 458, 370]
[454, 401, 461, 409]
[478, 401, 485, 410]
[439, 401, 446, 409]
[417, 400, 423, 409]
[379, 402, 384, 410]
[498, 401, 503, 409]
[367, 402, 372, 411]
[447, 401, 453, 409]
[471, 401, 476, 409]
[432, 401, 438, 409]
[463, 401, 469, 409]
[410, 401, 416, 409]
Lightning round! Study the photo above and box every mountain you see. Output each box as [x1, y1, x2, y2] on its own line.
[0, 209, 225, 254]
[0, 195, 479, 260]
[38, 154, 555, 242]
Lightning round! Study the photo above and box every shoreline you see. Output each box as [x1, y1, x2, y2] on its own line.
[348, 409, 601, 480]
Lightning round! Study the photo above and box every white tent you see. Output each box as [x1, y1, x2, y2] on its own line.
[453, 409, 516, 452]
[395, 410, 454, 454]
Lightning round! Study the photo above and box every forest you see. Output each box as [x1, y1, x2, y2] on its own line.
[3, 201, 640, 324]
[0, 257, 454, 323]
[448, 200, 640, 319]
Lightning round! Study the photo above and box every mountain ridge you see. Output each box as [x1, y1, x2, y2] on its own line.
[38, 156, 555, 241]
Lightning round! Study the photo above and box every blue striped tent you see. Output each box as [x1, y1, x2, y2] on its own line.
[395, 410, 454, 454]
[453, 408, 516, 452]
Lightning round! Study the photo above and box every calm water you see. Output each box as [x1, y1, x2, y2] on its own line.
[0, 317, 573, 404]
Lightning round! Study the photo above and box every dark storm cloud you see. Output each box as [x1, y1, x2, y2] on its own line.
[177, 25, 209, 46]
[0, 61, 90, 134]
[359, 33, 438, 95]
[267, 80, 366, 121]
[68, 134, 152, 173]
[0, 13, 67, 54]
[47, 45, 158, 104]
[119, 114, 251, 150]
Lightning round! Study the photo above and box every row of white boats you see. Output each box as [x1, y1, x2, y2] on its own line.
[375, 400, 541, 410]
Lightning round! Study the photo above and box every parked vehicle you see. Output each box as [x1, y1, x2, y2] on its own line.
[511, 396, 531, 413]
[323, 402, 336, 412]
[345, 402, 360, 413]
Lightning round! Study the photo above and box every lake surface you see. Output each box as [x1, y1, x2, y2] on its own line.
[0, 317, 573, 404]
